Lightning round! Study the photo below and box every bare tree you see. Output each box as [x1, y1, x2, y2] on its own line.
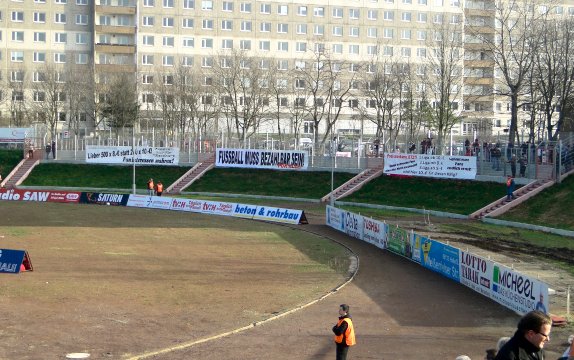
[101, 73, 139, 135]
[66, 63, 93, 137]
[422, 21, 464, 154]
[30, 63, 67, 140]
[475, 0, 543, 146]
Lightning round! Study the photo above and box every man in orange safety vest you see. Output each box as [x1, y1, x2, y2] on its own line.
[332, 304, 356, 360]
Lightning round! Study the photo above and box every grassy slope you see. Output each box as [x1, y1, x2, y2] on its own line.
[0, 149, 24, 179]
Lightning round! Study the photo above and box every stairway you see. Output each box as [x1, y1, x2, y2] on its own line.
[321, 165, 384, 203]
[469, 179, 554, 219]
[165, 153, 216, 194]
[2, 152, 40, 189]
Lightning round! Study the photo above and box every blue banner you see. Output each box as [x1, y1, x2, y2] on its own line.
[421, 239, 460, 282]
[0, 249, 26, 274]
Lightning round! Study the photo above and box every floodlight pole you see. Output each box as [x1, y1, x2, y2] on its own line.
[132, 127, 136, 195]
[330, 135, 335, 207]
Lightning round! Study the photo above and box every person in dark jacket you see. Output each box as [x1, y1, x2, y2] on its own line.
[332, 304, 356, 360]
[494, 310, 552, 360]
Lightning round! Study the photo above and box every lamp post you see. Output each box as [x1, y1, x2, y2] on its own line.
[132, 126, 136, 195]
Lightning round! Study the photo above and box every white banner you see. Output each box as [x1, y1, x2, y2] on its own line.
[363, 217, 387, 249]
[0, 128, 32, 143]
[216, 148, 308, 170]
[345, 211, 363, 240]
[252, 205, 305, 224]
[86, 146, 179, 165]
[326, 206, 346, 232]
[383, 153, 477, 179]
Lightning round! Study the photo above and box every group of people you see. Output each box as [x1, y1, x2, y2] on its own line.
[334, 307, 573, 360]
[146, 178, 163, 196]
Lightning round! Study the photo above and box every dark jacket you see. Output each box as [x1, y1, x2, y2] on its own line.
[494, 331, 545, 360]
[332, 315, 351, 347]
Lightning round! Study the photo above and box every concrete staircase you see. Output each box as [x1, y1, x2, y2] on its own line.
[2, 152, 40, 189]
[469, 179, 554, 219]
[165, 153, 216, 194]
[321, 165, 385, 203]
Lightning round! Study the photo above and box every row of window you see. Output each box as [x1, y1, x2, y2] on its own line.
[10, 11, 89, 25]
[5, 31, 90, 45]
[8, 51, 88, 64]
[9, 0, 88, 4]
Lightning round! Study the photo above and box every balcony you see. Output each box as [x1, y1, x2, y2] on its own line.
[464, 77, 494, 85]
[96, 5, 136, 15]
[95, 63, 137, 73]
[95, 43, 136, 54]
[95, 25, 135, 35]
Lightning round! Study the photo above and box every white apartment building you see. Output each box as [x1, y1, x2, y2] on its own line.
[0, 0, 568, 145]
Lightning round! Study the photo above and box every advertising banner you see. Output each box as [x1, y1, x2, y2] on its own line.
[387, 226, 409, 257]
[252, 205, 306, 224]
[490, 263, 549, 315]
[80, 192, 129, 206]
[460, 250, 493, 298]
[411, 233, 425, 264]
[0, 189, 81, 203]
[86, 146, 179, 166]
[383, 153, 477, 180]
[363, 218, 387, 249]
[421, 239, 460, 282]
[0, 128, 32, 143]
[216, 148, 308, 170]
[326, 206, 345, 232]
[345, 211, 364, 240]
[0, 249, 26, 274]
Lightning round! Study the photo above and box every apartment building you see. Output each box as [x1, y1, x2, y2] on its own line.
[0, 0, 565, 143]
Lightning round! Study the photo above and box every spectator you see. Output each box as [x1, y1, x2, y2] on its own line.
[557, 334, 574, 360]
[465, 138, 471, 156]
[473, 138, 480, 156]
[485, 337, 510, 360]
[494, 310, 552, 360]
[147, 178, 155, 196]
[491, 144, 502, 171]
[506, 175, 516, 201]
[45, 144, 52, 160]
[508, 155, 517, 178]
[373, 138, 380, 157]
[155, 181, 163, 196]
[52, 140, 56, 159]
[519, 156, 527, 177]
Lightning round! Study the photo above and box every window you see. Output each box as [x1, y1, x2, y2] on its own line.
[33, 72, 46, 82]
[314, 25, 324, 35]
[349, 99, 359, 108]
[296, 42, 306, 52]
[163, 0, 174, 7]
[183, 18, 194, 28]
[367, 28, 377, 38]
[417, 30, 427, 40]
[221, 20, 232, 30]
[76, 14, 88, 25]
[349, 9, 359, 19]
[417, 48, 426, 57]
[162, 36, 174, 47]
[367, 45, 378, 55]
[402, 12, 411, 21]
[434, 13, 443, 23]
[183, 0, 194, 8]
[349, 44, 359, 54]
[368, 10, 378, 20]
[383, 46, 393, 56]
[163, 75, 174, 85]
[163, 17, 175, 27]
[332, 7, 342, 18]
[76, 53, 88, 64]
[295, 98, 306, 107]
[277, 59, 289, 70]
[240, 2, 252, 12]
[259, 40, 270, 51]
[349, 27, 359, 37]
[401, 29, 411, 39]
[295, 79, 305, 89]
[142, 54, 154, 65]
[11, 71, 25, 82]
[260, 22, 271, 32]
[384, 11, 394, 20]
[142, 93, 155, 103]
[55, 13, 67, 24]
[260, 59, 270, 69]
[201, 95, 212, 104]
[278, 98, 288, 107]
[55, 33, 67, 43]
[182, 56, 194, 66]
[202, 19, 213, 29]
[277, 23, 288, 33]
[201, 38, 213, 48]
[241, 21, 252, 31]
[142, 35, 155, 46]
[401, 47, 411, 57]
[12, 31, 24, 42]
[143, 0, 154, 6]
[143, 16, 154, 26]
[222, 1, 233, 11]
[260, 3, 271, 13]
[240, 39, 251, 50]
[314, 43, 325, 53]
[12, 91, 24, 101]
[383, 28, 394, 38]
[418, 12, 427, 22]
[349, 63, 360, 72]
[296, 24, 307, 34]
[54, 53, 66, 63]
[33, 52, 46, 62]
[181, 37, 193, 47]
[163, 56, 174, 66]
[34, 91, 46, 102]
[11, 11, 24, 22]
[34, 12, 46, 23]
[221, 39, 233, 49]
[56, 0, 67, 4]
[297, 6, 307, 16]
[277, 41, 288, 51]
[34, 32, 46, 42]
[419, 0, 427, 4]
[332, 44, 343, 54]
[333, 26, 343, 36]
[142, 74, 154, 84]
[77, 0, 88, 4]
[202, 0, 213, 10]
[278, 4, 288, 15]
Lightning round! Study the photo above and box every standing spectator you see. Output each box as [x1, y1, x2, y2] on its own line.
[45, 144, 52, 160]
[155, 181, 163, 196]
[473, 138, 480, 156]
[519, 156, 527, 177]
[494, 310, 552, 360]
[508, 155, 517, 178]
[491, 144, 502, 170]
[147, 178, 155, 196]
[51, 140, 56, 159]
[464, 138, 471, 156]
[373, 138, 380, 157]
[332, 304, 356, 360]
[506, 175, 516, 201]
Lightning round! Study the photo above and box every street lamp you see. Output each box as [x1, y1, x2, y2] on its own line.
[132, 126, 136, 195]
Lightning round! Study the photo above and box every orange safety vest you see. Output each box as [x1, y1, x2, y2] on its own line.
[506, 178, 512, 187]
[148, 180, 154, 190]
[156, 183, 163, 192]
[334, 318, 356, 346]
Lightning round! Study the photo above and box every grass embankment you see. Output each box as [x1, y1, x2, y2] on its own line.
[0, 149, 24, 179]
